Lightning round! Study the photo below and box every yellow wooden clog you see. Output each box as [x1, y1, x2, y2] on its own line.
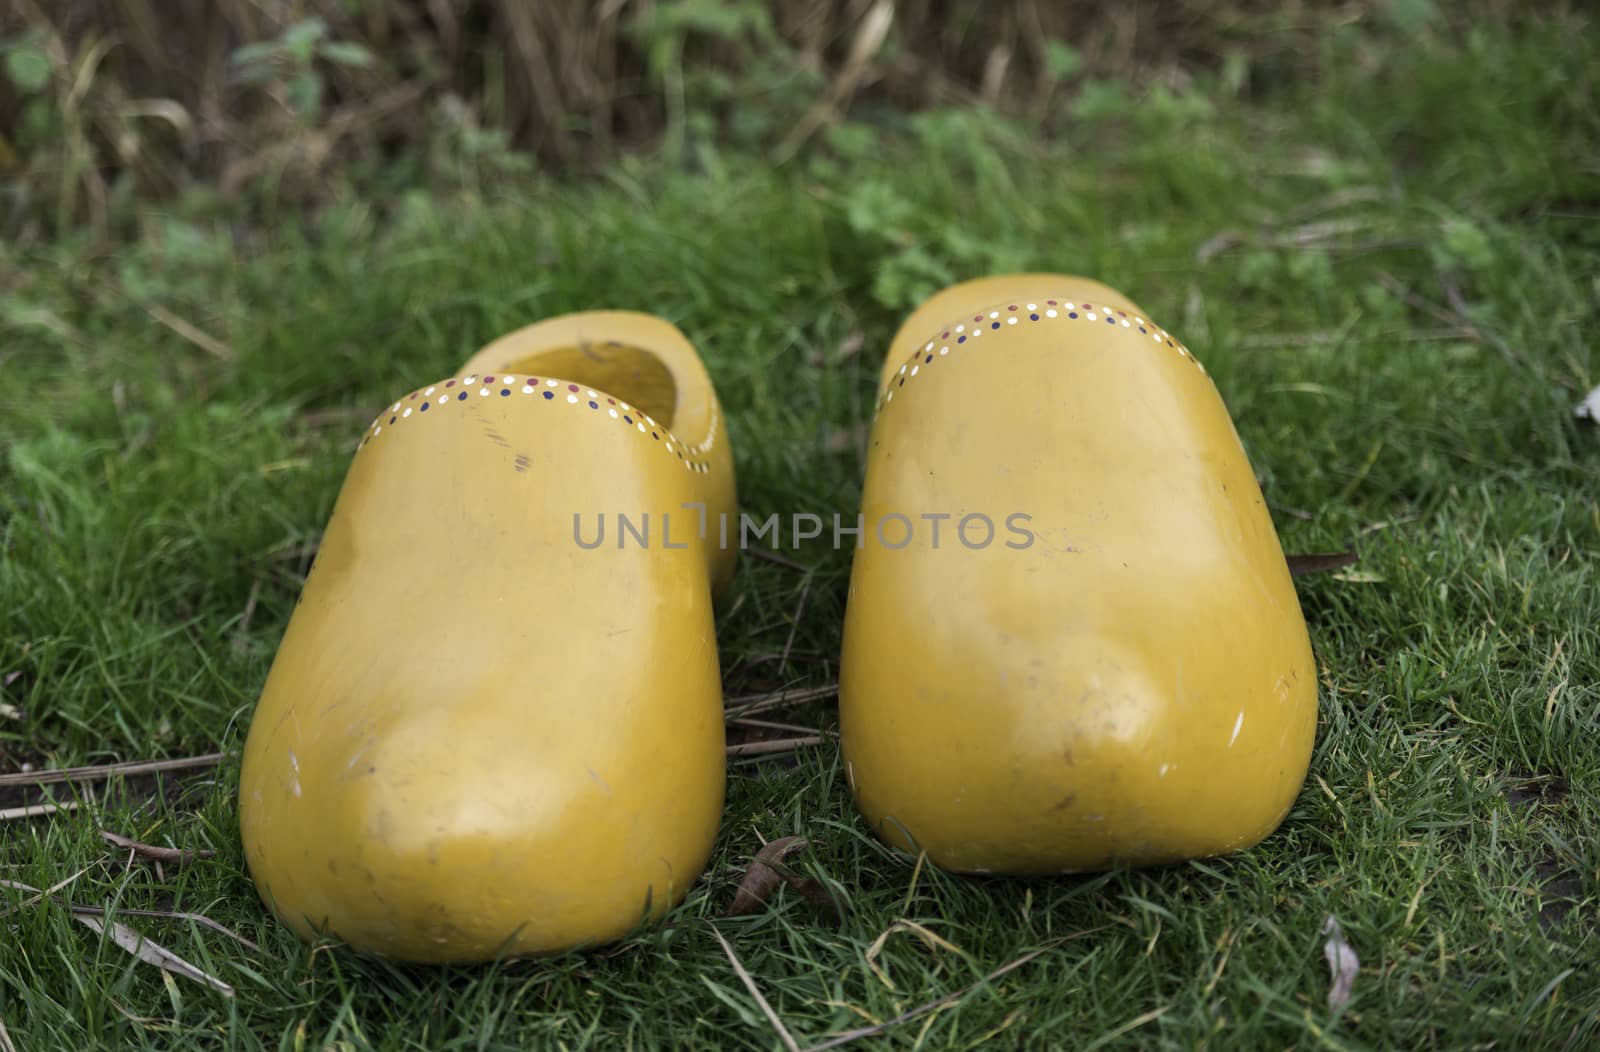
[839, 275, 1317, 874]
[239, 311, 735, 961]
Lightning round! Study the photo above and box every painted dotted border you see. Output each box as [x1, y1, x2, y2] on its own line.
[358, 373, 714, 474]
[877, 298, 1203, 412]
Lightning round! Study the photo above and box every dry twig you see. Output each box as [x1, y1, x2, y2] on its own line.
[800, 927, 1112, 1050]
[0, 800, 80, 822]
[710, 925, 801, 1052]
[0, 752, 226, 788]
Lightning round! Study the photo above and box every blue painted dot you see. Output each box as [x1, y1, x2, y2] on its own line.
[958, 335, 967, 344]
[457, 392, 468, 401]
[1030, 313, 1039, 320]
[651, 432, 659, 440]
[588, 400, 598, 409]
[420, 402, 429, 412]
[500, 388, 510, 396]
[1139, 327, 1148, 333]
[1069, 312, 1079, 319]
[925, 355, 933, 363]
[624, 415, 634, 423]
[1106, 316, 1116, 324]
[542, 391, 554, 400]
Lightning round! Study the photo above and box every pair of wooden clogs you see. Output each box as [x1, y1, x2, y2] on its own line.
[239, 275, 1317, 963]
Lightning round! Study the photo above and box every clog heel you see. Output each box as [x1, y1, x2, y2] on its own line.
[239, 311, 735, 961]
[839, 275, 1316, 874]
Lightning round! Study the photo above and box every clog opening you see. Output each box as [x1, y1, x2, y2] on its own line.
[497, 342, 678, 427]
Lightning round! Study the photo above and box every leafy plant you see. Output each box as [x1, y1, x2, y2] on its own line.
[229, 17, 375, 120]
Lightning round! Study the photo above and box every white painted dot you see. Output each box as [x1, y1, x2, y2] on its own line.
[1178, 346, 1189, 357]
[438, 395, 448, 404]
[637, 422, 646, 432]
[620, 402, 631, 411]
[1046, 309, 1058, 318]
[479, 387, 490, 396]
[886, 390, 894, 402]
[925, 341, 934, 351]
[1064, 303, 1075, 310]
[391, 402, 401, 412]
[522, 385, 534, 394]
[989, 311, 999, 319]
[373, 426, 381, 435]
[955, 324, 965, 333]
[465, 376, 477, 385]
[608, 408, 619, 418]
[402, 408, 412, 418]
[939, 346, 949, 356]
[1153, 332, 1163, 341]
[1007, 316, 1018, 325]
[504, 376, 515, 385]
[899, 364, 907, 375]
[587, 390, 598, 398]
[1135, 317, 1146, 326]
[910, 365, 919, 376]
[1026, 303, 1037, 311]
[566, 394, 578, 404]
[425, 386, 436, 396]
[1086, 313, 1097, 321]
[1121, 319, 1131, 327]
[546, 379, 559, 387]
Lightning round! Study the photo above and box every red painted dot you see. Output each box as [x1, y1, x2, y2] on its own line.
[409, 392, 418, 400]
[446, 380, 456, 388]
[1082, 303, 1093, 310]
[1047, 300, 1057, 305]
[607, 398, 616, 405]
[1009, 305, 1017, 311]
[568, 384, 579, 392]
[484, 375, 495, 383]
[942, 331, 950, 338]
[974, 315, 983, 321]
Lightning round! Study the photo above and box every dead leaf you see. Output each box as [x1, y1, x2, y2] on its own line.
[729, 836, 809, 915]
[1321, 915, 1359, 1010]
[75, 913, 234, 996]
[1332, 569, 1385, 584]
[1576, 385, 1600, 424]
[100, 830, 215, 867]
[1286, 551, 1358, 576]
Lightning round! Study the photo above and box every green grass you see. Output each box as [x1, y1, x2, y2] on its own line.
[3, 10, 1599, 1049]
